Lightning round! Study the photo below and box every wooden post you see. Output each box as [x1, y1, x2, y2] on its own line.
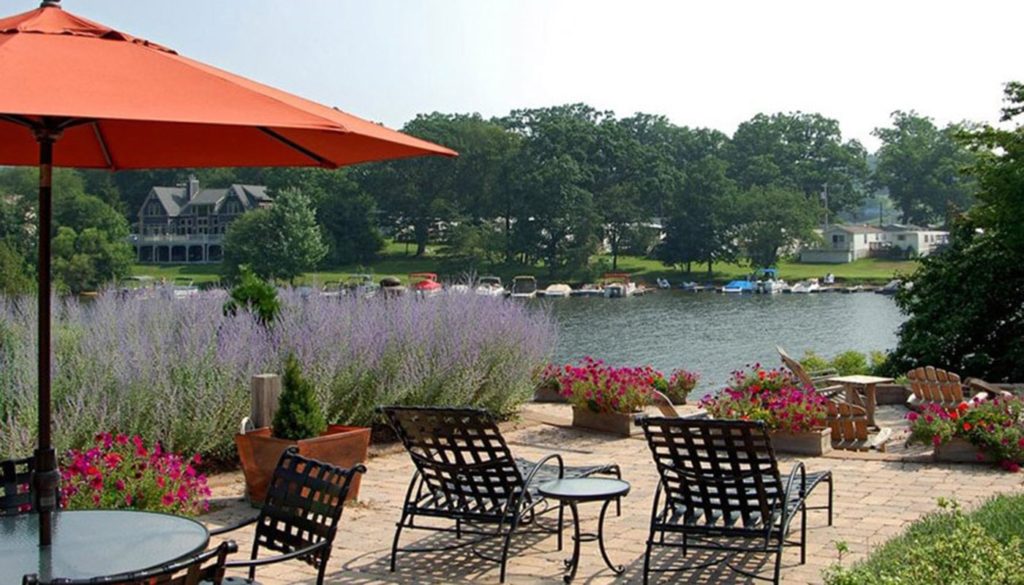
[250, 374, 282, 430]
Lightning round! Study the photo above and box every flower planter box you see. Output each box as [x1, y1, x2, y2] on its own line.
[933, 437, 990, 463]
[571, 406, 641, 437]
[236, 424, 370, 505]
[769, 427, 832, 456]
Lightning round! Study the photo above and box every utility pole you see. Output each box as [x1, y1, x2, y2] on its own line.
[821, 183, 829, 229]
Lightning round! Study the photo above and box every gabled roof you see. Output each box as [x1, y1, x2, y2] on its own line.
[144, 184, 270, 217]
[829, 224, 884, 234]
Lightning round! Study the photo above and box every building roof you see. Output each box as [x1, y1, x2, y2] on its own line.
[144, 183, 270, 217]
[829, 224, 884, 234]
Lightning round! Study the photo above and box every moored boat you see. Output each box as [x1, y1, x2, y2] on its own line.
[475, 276, 506, 297]
[410, 272, 443, 297]
[603, 273, 637, 298]
[510, 275, 538, 298]
[543, 283, 572, 298]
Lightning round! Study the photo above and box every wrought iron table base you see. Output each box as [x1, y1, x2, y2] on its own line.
[561, 499, 624, 583]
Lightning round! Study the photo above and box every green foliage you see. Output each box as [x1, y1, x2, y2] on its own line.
[51, 225, 133, 294]
[872, 111, 976, 225]
[887, 83, 1024, 382]
[823, 497, 1024, 585]
[831, 350, 870, 376]
[272, 353, 327, 441]
[801, 349, 875, 376]
[0, 239, 33, 295]
[223, 266, 280, 325]
[733, 185, 819, 268]
[222, 188, 327, 283]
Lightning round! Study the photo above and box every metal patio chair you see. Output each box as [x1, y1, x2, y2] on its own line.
[22, 541, 237, 585]
[379, 406, 622, 583]
[1, 457, 38, 516]
[210, 447, 365, 585]
[638, 417, 833, 585]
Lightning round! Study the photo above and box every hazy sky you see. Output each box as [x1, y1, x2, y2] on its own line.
[30, 0, 1024, 150]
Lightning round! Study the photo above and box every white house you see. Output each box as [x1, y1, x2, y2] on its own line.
[800, 224, 949, 263]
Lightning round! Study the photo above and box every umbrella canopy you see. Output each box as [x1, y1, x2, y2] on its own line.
[0, 1, 455, 548]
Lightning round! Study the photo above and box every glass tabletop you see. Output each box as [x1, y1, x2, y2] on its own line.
[538, 478, 630, 502]
[0, 510, 209, 581]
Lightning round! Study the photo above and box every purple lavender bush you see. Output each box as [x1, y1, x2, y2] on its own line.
[0, 290, 555, 460]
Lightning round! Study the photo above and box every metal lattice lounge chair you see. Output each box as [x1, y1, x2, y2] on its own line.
[23, 541, 238, 585]
[1, 457, 38, 516]
[638, 417, 833, 585]
[210, 447, 365, 585]
[379, 406, 622, 583]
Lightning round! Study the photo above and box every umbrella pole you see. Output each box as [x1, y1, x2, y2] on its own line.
[33, 127, 59, 547]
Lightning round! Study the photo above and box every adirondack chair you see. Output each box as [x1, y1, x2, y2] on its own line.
[827, 400, 890, 452]
[777, 346, 843, 398]
[907, 366, 1012, 410]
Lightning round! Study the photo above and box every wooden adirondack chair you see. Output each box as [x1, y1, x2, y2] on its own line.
[827, 400, 890, 452]
[777, 346, 844, 398]
[907, 366, 965, 410]
[907, 366, 1012, 410]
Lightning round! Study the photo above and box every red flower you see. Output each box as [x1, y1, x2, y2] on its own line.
[957, 402, 969, 413]
[962, 422, 972, 432]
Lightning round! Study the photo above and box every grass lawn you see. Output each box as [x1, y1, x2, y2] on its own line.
[133, 243, 918, 287]
[824, 495, 1024, 584]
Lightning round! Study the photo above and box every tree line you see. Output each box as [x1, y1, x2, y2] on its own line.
[0, 105, 978, 292]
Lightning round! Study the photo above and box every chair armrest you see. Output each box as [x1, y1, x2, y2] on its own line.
[966, 378, 1012, 398]
[650, 389, 680, 417]
[225, 540, 328, 568]
[523, 453, 565, 487]
[208, 514, 258, 536]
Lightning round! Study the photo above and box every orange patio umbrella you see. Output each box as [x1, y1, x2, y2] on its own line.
[0, 0, 456, 546]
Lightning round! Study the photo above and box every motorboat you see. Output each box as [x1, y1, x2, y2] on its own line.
[876, 279, 911, 295]
[603, 273, 637, 298]
[790, 278, 821, 294]
[118, 275, 158, 300]
[345, 274, 380, 298]
[656, 278, 671, 290]
[379, 276, 406, 297]
[543, 283, 572, 298]
[754, 268, 787, 294]
[721, 278, 755, 294]
[171, 276, 199, 299]
[510, 275, 538, 299]
[570, 284, 604, 297]
[475, 276, 506, 297]
[410, 272, 443, 297]
[448, 283, 472, 294]
[761, 280, 788, 294]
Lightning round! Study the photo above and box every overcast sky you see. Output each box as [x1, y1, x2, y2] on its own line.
[33, 0, 1024, 150]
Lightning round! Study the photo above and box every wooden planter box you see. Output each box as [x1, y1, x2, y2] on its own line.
[571, 406, 641, 437]
[236, 424, 370, 505]
[769, 427, 832, 456]
[933, 437, 990, 463]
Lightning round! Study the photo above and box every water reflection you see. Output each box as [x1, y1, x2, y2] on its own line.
[543, 292, 906, 393]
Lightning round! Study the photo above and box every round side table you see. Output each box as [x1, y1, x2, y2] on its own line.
[538, 477, 630, 583]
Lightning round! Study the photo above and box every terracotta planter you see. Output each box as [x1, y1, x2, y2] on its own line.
[769, 427, 832, 456]
[933, 437, 990, 463]
[236, 424, 370, 504]
[571, 406, 641, 437]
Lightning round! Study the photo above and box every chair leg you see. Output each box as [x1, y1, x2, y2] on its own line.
[390, 514, 408, 572]
[456, 518, 462, 539]
[801, 503, 807, 565]
[828, 474, 834, 526]
[557, 502, 564, 551]
[773, 544, 783, 585]
[643, 536, 654, 585]
[317, 562, 327, 585]
[499, 519, 519, 583]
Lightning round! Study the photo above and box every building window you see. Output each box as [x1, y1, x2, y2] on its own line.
[897, 234, 906, 241]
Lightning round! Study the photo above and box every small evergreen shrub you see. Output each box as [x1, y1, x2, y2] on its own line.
[223, 265, 280, 325]
[272, 353, 327, 441]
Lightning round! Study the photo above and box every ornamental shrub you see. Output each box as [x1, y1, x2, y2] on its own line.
[272, 353, 327, 441]
[699, 364, 828, 433]
[223, 265, 280, 325]
[60, 432, 210, 516]
[665, 369, 700, 404]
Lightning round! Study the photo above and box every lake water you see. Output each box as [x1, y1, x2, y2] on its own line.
[541, 291, 906, 393]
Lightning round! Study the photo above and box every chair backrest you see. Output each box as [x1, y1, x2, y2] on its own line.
[907, 366, 964, 405]
[639, 417, 783, 534]
[254, 448, 365, 571]
[380, 406, 525, 517]
[1, 457, 37, 516]
[826, 400, 868, 443]
[777, 345, 814, 388]
[22, 541, 237, 585]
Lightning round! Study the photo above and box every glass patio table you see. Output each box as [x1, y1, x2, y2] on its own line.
[0, 510, 209, 581]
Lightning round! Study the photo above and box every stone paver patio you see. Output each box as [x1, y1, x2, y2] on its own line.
[204, 405, 1024, 584]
